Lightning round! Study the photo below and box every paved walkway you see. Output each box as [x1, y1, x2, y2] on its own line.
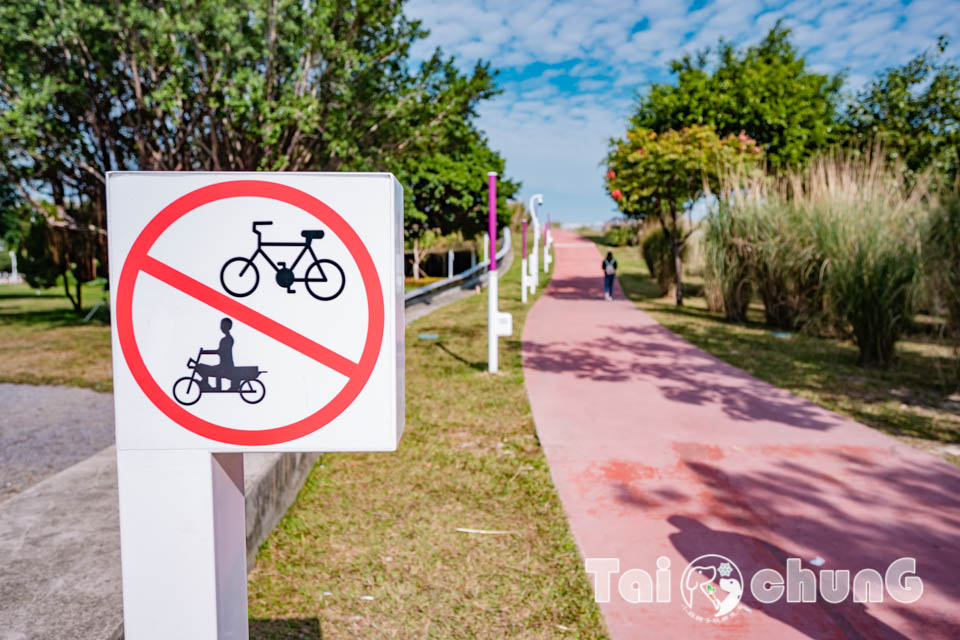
[523, 230, 960, 639]
[0, 383, 115, 500]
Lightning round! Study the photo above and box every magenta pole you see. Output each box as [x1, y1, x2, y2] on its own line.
[488, 172, 497, 271]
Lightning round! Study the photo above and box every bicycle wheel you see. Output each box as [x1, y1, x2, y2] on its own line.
[304, 259, 346, 301]
[173, 376, 202, 405]
[220, 257, 259, 297]
[238, 379, 266, 404]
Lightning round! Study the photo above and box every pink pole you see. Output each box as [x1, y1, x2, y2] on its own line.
[522, 218, 527, 259]
[488, 172, 497, 271]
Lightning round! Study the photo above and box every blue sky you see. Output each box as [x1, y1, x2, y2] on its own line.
[406, 0, 960, 224]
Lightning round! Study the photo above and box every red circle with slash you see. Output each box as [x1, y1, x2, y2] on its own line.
[115, 180, 384, 446]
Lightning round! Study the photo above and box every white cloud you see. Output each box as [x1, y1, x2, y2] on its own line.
[405, 0, 960, 224]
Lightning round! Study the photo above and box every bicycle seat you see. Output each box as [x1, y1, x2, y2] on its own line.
[301, 229, 324, 240]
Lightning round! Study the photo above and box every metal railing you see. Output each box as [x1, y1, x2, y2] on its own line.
[404, 228, 511, 307]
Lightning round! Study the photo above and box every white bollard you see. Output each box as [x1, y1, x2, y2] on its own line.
[528, 194, 543, 292]
[447, 249, 454, 278]
[10, 250, 18, 282]
[521, 256, 528, 304]
[482, 233, 489, 264]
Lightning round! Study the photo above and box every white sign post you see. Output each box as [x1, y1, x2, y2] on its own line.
[543, 213, 553, 272]
[107, 172, 405, 639]
[527, 194, 543, 294]
[487, 173, 511, 373]
[520, 218, 528, 304]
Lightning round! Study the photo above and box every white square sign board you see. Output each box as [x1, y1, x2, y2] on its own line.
[107, 172, 404, 452]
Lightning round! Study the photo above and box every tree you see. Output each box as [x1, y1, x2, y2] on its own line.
[0, 0, 511, 305]
[631, 23, 843, 170]
[390, 67, 518, 244]
[843, 35, 960, 186]
[605, 124, 762, 305]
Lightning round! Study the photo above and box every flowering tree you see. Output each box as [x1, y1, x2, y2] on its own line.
[605, 124, 762, 305]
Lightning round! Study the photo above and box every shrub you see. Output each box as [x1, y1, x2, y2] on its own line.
[750, 203, 825, 330]
[708, 150, 930, 367]
[925, 193, 960, 378]
[820, 212, 921, 367]
[706, 174, 826, 328]
[603, 222, 639, 246]
[704, 201, 754, 321]
[642, 223, 687, 296]
[810, 154, 929, 367]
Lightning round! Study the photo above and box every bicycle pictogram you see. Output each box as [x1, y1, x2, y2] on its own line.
[220, 221, 346, 300]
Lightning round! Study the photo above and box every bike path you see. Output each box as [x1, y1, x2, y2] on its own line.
[522, 229, 960, 639]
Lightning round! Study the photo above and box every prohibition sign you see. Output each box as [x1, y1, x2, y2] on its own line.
[116, 180, 385, 446]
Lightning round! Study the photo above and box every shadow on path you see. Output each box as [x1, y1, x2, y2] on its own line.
[524, 322, 840, 431]
[601, 452, 960, 638]
[667, 516, 911, 640]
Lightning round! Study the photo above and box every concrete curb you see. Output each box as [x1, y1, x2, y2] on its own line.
[243, 452, 320, 569]
[0, 448, 320, 640]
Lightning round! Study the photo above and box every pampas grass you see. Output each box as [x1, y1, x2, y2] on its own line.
[706, 149, 932, 367]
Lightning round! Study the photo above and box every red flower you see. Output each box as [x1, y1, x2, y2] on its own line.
[606, 170, 616, 179]
[638, 149, 646, 156]
[611, 189, 623, 201]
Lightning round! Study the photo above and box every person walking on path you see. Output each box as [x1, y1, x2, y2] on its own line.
[601, 251, 617, 300]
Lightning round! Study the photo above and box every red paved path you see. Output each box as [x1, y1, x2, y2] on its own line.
[523, 230, 960, 639]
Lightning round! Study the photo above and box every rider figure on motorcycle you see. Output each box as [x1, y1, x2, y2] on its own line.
[195, 318, 236, 390]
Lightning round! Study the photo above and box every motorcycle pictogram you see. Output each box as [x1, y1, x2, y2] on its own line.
[172, 318, 267, 406]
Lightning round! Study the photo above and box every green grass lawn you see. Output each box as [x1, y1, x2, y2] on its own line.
[247, 252, 607, 639]
[587, 234, 960, 465]
[0, 280, 113, 392]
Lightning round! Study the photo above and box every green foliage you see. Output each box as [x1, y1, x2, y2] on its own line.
[0, 182, 20, 247]
[823, 223, 920, 368]
[705, 152, 929, 367]
[705, 199, 824, 328]
[0, 0, 514, 291]
[396, 123, 518, 239]
[641, 223, 686, 296]
[925, 193, 960, 377]
[631, 23, 843, 170]
[843, 36, 960, 185]
[703, 201, 754, 322]
[602, 222, 639, 247]
[605, 123, 762, 305]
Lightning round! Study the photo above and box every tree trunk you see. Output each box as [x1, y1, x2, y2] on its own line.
[75, 279, 83, 313]
[671, 235, 683, 306]
[63, 270, 80, 312]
